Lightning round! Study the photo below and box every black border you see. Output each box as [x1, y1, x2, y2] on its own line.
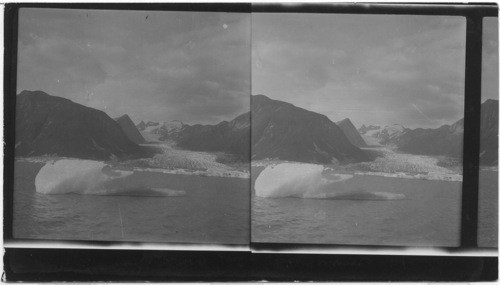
[3, 2, 18, 243]
[4, 2, 499, 281]
[461, 15, 484, 248]
[252, 2, 497, 16]
[4, 248, 498, 281]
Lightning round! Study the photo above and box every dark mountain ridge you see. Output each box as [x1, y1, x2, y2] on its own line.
[336, 118, 367, 148]
[479, 99, 498, 166]
[114, 114, 146, 144]
[15, 90, 145, 160]
[160, 112, 250, 161]
[381, 99, 497, 166]
[251, 95, 369, 164]
[395, 120, 463, 157]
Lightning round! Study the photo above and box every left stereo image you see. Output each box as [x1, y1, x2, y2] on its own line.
[11, 8, 251, 245]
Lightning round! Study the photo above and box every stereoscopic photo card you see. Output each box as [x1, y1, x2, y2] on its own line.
[3, 2, 498, 282]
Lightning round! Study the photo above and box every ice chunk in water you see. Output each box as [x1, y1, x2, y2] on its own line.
[255, 163, 352, 198]
[34, 159, 184, 196]
[255, 163, 404, 200]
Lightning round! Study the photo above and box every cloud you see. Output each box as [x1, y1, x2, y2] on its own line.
[252, 14, 466, 129]
[482, 17, 499, 101]
[17, 8, 250, 125]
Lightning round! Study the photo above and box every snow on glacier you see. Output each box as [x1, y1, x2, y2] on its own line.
[255, 163, 404, 200]
[35, 159, 185, 196]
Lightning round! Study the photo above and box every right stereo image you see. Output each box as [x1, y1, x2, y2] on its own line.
[250, 12, 498, 248]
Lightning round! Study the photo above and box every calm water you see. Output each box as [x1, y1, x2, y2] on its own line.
[13, 161, 249, 245]
[478, 170, 498, 248]
[252, 167, 468, 247]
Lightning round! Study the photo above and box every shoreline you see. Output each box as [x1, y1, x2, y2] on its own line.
[15, 157, 250, 179]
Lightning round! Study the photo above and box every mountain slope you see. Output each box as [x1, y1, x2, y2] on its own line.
[114, 114, 146, 144]
[392, 99, 498, 165]
[479, 99, 498, 166]
[336, 118, 367, 147]
[395, 121, 463, 157]
[160, 112, 250, 161]
[15, 90, 144, 160]
[251, 95, 369, 164]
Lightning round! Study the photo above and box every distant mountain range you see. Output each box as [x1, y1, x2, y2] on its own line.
[15, 90, 144, 160]
[336, 118, 367, 148]
[251, 95, 368, 164]
[395, 120, 463, 157]
[114, 114, 146, 144]
[373, 124, 408, 145]
[137, 120, 159, 131]
[16, 90, 496, 166]
[357, 99, 498, 166]
[159, 113, 250, 161]
[137, 120, 183, 136]
[358, 124, 381, 134]
[139, 95, 369, 164]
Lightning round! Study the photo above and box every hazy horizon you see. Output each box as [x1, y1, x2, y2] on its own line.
[17, 8, 250, 125]
[251, 93, 497, 129]
[252, 13, 470, 129]
[482, 17, 499, 103]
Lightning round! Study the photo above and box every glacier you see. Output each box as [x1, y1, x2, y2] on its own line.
[35, 159, 185, 196]
[255, 163, 404, 200]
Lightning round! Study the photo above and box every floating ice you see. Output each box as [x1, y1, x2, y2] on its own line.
[91, 187, 186, 197]
[255, 163, 404, 200]
[34, 159, 185, 196]
[319, 191, 405, 200]
[255, 163, 351, 198]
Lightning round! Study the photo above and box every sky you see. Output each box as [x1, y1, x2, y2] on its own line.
[482, 17, 499, 102]
[252, 13, 468, 129]
[17, 8, 250, 125]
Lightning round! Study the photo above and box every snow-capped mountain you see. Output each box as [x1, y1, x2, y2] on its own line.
[136, 120, 159, 131]
[358, 124, 407, 146]
[156, 120, 185, 139]
[374, 124, 408, 145]
[137, 120, 186, 142]
[358, 124, 381, 135]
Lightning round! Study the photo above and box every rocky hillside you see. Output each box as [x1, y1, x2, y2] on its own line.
[15, 90, 144, 160]
[479, 99, 498, 166]
[393, 99, 498, 164]
[395, 120, 463, 158]
[336, 118, 367, 148]
[251, 95, 369, 164]
[159, 112, 250, 161]
[114, 114, 146, 144]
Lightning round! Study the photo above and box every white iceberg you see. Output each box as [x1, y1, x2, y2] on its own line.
[35, 159, 185, 196]
[255, 163, 404, 200]
[255, 163, 352, 198]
